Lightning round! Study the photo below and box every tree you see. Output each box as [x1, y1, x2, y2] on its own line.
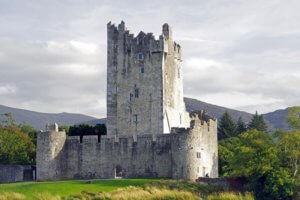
[278, 131, 300, 178]
[236, 116, 247, 135]
[247, 111, 268, 132]
[0, 113, 15, 127]
[228, 130, 278, 178]
[219, 130, 294, 199]
[94, 124, 107, 136]
[0, 126, 35, 164]
[59, 125, 70, 135]
[20, 124, 37, 145]
[286, 106, 300, 130]
[218, 111, 237, 140]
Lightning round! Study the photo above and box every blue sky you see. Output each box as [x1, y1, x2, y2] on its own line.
[0, 0, 299, 118]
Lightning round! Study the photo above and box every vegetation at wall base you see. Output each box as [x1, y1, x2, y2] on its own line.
[0, 179, 254, 200]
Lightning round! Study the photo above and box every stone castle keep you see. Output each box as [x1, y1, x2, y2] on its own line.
[36, 22, 218, 181]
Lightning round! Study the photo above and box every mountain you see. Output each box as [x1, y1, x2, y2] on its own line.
[263, 108, 289, 130]
[0, 105, 97, 130]
[0, 98, 289, 131]
[184, 97, 289, 131]
[184, 97, 253, 123]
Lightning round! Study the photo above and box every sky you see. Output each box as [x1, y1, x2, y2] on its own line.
[0, 0, 299, 118]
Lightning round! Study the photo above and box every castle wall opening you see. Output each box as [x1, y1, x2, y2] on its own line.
[115, 165, 123, 178]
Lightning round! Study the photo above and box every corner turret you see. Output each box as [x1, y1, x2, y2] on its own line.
[162, 23, 172, 40]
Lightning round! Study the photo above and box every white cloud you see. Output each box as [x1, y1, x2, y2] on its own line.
[0, 85, 17, 95]
[0, 0, 299, 117]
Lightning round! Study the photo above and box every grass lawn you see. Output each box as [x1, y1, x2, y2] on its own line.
[0, 179, 160, 199]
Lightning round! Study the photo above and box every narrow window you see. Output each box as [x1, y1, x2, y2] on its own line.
[197, 152, 201, 158]
[134, 88, 139, 98]
[197, 167, 199, 173]
[141, 67, 144, 73]
[133, 114, 138, 123]
[137, 53, 144, 61]
[130, 93, 133, 101]
[179, 114, 182, 124]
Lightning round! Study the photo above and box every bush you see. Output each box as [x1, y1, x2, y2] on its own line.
[0, 126, 35, 164]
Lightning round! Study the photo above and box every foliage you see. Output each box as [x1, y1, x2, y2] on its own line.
[247, 111, 268, 132]
[0, 114, 36, 164]
[255, 168, 294, 200]
[0, 126, 35, 164]
[286, 106, 300, 130]
[236, 117, 247, 135]
[277, 131, 300, 178]
[69, 124, 106, 137]
[218, 111, 237, 140]
[0, 113, 16, 126]
[229, 130, 278, 178]
[19, 124, 37, 145]
[218, 137, 242, 176]
[219, 130, 296, 199]
[58, 125, 70, 135]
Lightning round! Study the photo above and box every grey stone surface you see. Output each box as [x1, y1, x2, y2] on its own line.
[36, 22, 218, 182]
[106, 21, 189, 136]
[0, 164, 34, 183]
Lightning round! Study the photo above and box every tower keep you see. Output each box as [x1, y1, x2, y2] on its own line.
[107, 21, 189, 136]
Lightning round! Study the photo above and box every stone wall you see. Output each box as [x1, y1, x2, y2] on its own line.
[0, 164, 35, 183]
[37, 112, 218, 181]
[106, 21, 189, 136]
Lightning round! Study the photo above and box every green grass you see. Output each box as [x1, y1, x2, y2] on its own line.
[0, 179, 159, 199]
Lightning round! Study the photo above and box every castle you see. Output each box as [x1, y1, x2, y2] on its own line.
[36, 22, 218, 181]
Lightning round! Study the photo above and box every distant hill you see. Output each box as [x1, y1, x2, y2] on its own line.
[184, 97, 253, 123]
[0, 105, 97, 130]
[263, 108, 289, 130]
[184, 97, 289, 131]
[0, 98, 289, 131]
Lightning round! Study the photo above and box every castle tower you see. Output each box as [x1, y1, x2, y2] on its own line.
[107, 21, 189, 136]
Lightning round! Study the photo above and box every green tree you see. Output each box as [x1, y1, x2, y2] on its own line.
[278, 131, 300, 178]
[59, 125, 70, 135]
[0, 113, 15, 127]
[219, 130, 295, 199]
[218, 111, 237, 140]
[0, 126, 35, 164]
[247, 111, 268, 132]
[236, 116, 247, 135]
[228, 130, 278, 177]
[20, 124, 37, 145]
[286, 106, 300, 130]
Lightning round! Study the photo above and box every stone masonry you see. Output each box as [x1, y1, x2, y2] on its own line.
[36, 22, 218, 181]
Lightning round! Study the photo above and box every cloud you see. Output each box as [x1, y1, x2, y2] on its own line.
[0, 0, 299, 117]
[0, 85, 17, 95]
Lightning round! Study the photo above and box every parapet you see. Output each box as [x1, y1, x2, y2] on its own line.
[45, 123, 58, 132]
[107, 21, 181, 58]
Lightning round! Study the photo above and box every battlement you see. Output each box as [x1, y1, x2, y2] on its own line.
[107, 21, 181, 59]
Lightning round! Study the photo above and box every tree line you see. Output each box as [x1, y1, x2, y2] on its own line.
[218, 108, 300, 199]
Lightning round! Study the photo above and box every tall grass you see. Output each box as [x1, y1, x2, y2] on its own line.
[0, 192, 25, 200]
[207, 192, 254, 200]
[64, 186, 201, 200]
